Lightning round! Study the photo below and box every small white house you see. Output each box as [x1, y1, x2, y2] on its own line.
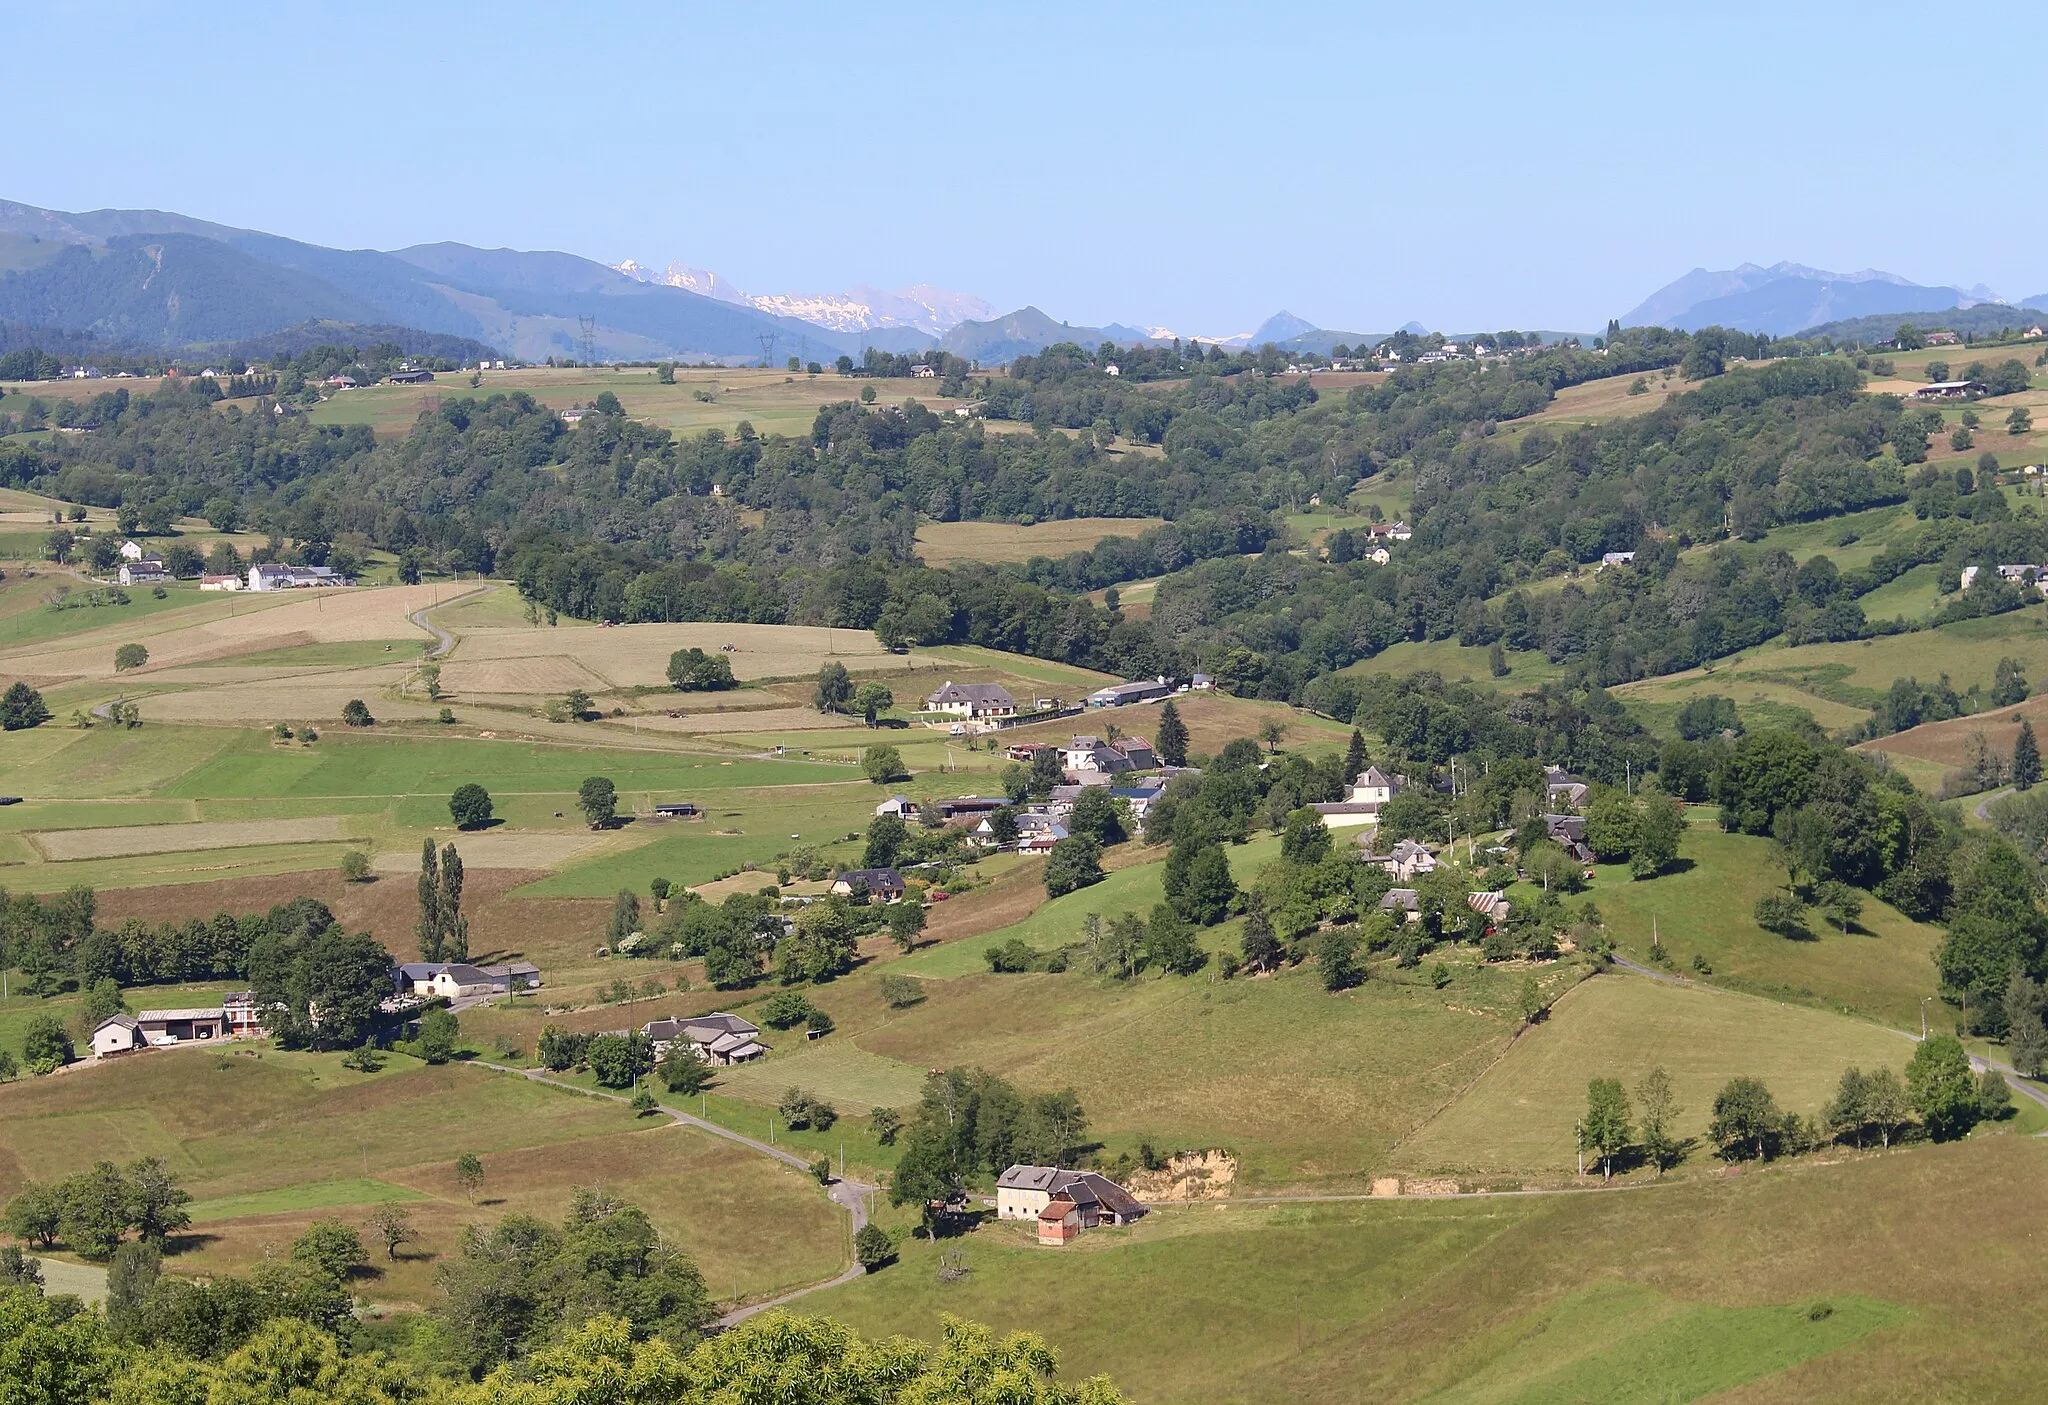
[91, 1016, 144, 1057]
[118, 540, 147, 561]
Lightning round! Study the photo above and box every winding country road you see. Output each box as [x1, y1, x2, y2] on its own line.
[470, 1060, 876, 1324]
[407, 584, 488, 658]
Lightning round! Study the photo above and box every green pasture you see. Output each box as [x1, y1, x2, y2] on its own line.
[0, 579, 243, 652]
[1393, 972, 1916, 1179]
[1342, 638, 1566, 689]
[187, 640, 424, 670]
[186, 1177, 429, 1222]
[1590, 829, 1941, 1028]
[514, 788, 875, 898]
[1854, 562, 1945, 623]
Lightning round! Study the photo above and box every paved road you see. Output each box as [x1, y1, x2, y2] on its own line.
[470, 1060, 876, 1323]
[1976, 786, 2016, 821]
[408, 585, 487, 658]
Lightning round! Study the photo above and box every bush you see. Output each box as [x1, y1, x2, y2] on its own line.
[341, 699, 373, 727]
[22, 1014, 72, 1066]
[779, 1086, 837, 1131]
[984, 938, 1036, 973]
[339, 850, 371, 882]
[878, 974, 926, 1008]
[113, 643, 148, 672]
[759, 991, 817, 1029]
[855, 1223, 894, 1271]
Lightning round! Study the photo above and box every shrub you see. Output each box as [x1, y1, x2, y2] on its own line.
[760, 991, 817, 1029]
[113, 643, 148, 672]
[341, 699, 373, 727]
[778, 1086, 837, 1131]
[339, 850, 371, 882]
[855, 1223, 894, 1271]
[878, 974, 926, 1008]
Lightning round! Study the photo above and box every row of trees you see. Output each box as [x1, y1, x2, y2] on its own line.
[1579, 1036, 2013, 1179]
[4, 1157, 191, 1261]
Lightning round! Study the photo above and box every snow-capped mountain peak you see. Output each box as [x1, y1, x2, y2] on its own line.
[611, 260, 991, 336]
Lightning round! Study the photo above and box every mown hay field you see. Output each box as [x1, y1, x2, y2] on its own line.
[915, 517, 1164, 566]
[30, 815, 357, 861]
[370, 831, 608, 871]
[447, 620, 945, 686]
[304, 364, 956, 440]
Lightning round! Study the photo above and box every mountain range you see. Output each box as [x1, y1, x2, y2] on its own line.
[611, 259, 993, 345]
[1620, 261, 2048, 337]
[0, 199, 874, 364]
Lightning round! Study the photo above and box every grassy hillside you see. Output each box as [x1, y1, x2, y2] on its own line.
[1592, 829, 1942, 1028]
[1391, 973, 1916, 1179]
[0, 1048, 846, 1310]
[807, 1134, 2048, 1404]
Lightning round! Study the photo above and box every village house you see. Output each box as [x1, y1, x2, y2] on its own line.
[911, 363, 937, 377]
[199, 574, 242, 592]
[395, 961, 542, 999]
[640, 1011, 767, 1065]
[1544, 814, 1592, 862]
[1062, 734, 1157, 774]
[222, 991, 271, 1037]
[1188, 672, 1216, 691]
[1467, 891, 1512, 926]
[1367, 837, 1439, 881]
[830, 867, 907, 902]
[118, 558, 170, 586]
[118, 539, 148, 561]
[995, 1165, 1146, 1244]
[1369, 521, 1414, 542]
[1599, 551, 1636, 568]
[1925, 330, 1961, 345]
[924, 681, 1017, 720]
[1085, 678, 1173, 708]
[1960, 564, 2048, 594]
[873, 795, 919, 819]
[1349, 766, 1401, 805]
[1379, 888, 1421, 922]
[1308, 800, 1382, 830]
[1544, 766, 1589, 810]
[929, 796, 1008, 823]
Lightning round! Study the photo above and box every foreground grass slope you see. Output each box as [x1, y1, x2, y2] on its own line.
[812, 1135, 2048, 1404]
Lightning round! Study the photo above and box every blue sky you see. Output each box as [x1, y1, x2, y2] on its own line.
[8, 2, 2044, 335]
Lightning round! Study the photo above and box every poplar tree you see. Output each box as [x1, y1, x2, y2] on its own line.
[438, 844, 467, 962]
[415, 839, 441, 961]
[1344, 728, 1367, 779]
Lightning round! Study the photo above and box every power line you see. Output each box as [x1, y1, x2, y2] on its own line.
[578, 315, 598, 367]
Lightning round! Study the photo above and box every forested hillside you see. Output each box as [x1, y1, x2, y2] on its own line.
[4, 331, 2044, 709]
